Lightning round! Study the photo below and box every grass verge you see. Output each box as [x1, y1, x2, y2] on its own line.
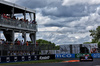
[0, 59, 63, 65]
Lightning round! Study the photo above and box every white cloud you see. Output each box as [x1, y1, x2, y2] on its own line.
[36, 13, 51, 24]
[36, 9, 100, 44]
[2, 0, 100, 44]
[39, 27, 59, 31]
[62, 0, 100, 6]
[37, 6, 100, 44]
[43, 7, 58, 14]
[4, 0, 17, 3]
[86, 26, 94, 30]
[0, 31, 5, 40]
[75, 36, 80, 39]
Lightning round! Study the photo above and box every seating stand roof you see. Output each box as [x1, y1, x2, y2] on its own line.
[0, 0, 35, 14]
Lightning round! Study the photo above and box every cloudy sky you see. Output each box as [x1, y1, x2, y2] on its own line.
[3, 0, 100, 45]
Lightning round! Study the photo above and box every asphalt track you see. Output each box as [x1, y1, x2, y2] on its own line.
[2, 58, 100, 66]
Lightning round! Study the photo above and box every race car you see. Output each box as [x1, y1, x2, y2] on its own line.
[80, 54, 93, 62]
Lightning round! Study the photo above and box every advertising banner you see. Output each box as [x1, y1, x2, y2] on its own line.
[91, 53, 100, 58]
[0, 55, 38, 63]
[0, 54, 55, 63]
[55, 54, 75, 58]
[38, 54, 55, 60]
[75, 53, 91, 58]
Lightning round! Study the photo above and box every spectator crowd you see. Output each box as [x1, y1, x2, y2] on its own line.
[0, 38, 36, 56]
[7, 51, 35, 56]
[0, 13, 36, 24]
[0, 38, 30, 46]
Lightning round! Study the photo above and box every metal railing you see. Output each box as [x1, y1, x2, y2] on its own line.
[0, 44, 56, 51]
[0, 44, 37, 51]
[0, 44, 39, 56]
[0, 18, 37, 31]
[0, 43, 59, 56]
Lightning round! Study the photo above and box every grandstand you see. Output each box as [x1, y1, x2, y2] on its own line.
[0, 0, 37, 56]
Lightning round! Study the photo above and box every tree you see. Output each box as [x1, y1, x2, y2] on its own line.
[83, 42, 92, 44]
[89, 26, 100, 43]
[89, 26, 100, 48]
[36, 39, 60, 50]
[98, 42, 100, 48]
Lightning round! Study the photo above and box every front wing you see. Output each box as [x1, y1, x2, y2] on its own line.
[80, 56, 93, 62]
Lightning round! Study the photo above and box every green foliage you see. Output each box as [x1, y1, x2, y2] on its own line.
[0, 59, 63, 65]
[55, 46, 60, 50]
[89, 26, 100, 43]
[36, 39, 52, 44]
[98, 42, 100, 48]
[83, 42, 92, 44]
[36, 39, 60, 50]
[89, 26, 100, 47]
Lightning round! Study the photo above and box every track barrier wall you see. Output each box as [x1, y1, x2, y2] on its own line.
[56, 53, 100, 58]
[91, 53, 100, 58]
[0, 54, 55, 63]
[75, 53, 91, 58]
[1, 53, 100, 63]
[55, 54, 75, 58]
